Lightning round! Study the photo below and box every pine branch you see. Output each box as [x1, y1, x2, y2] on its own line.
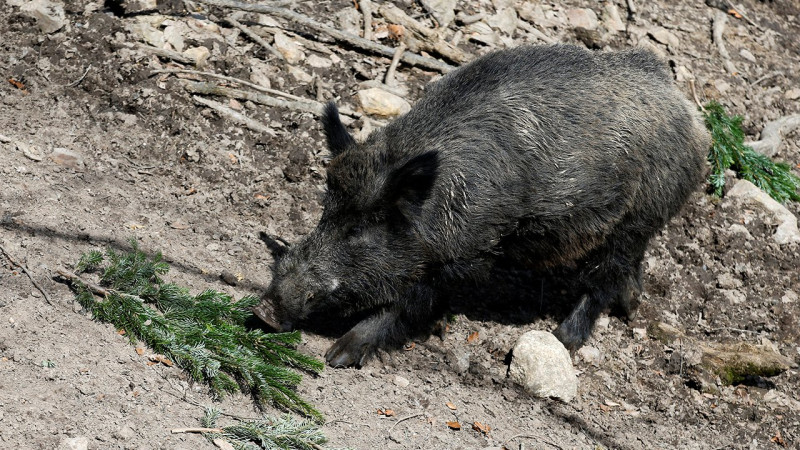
[199, 408, 343, 450]
[59, 240, 324, 419]
[704, 101, 800, 203]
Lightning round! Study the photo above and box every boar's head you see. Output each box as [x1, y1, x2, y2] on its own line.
[262, 103, 439, 331]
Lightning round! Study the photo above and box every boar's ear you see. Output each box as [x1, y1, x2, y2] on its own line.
[386, 151, 439, 206]
[321, 102, 355, 156]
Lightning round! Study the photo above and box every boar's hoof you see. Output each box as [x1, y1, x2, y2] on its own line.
[552, 323, 590, 352]
[325, 330, 376, 368]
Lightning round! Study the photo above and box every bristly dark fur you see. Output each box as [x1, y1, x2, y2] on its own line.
[262, 44, 711, 368]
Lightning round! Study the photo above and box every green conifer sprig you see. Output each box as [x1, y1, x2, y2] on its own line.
[201, 408, 343, 450]
[704, 101, 800, 202]
[70, 240, 324, 419]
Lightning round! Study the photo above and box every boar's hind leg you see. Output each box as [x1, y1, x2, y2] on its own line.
[325, 283, 440, 368]
[553, 231, 649, 350]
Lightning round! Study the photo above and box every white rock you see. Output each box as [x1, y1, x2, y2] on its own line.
[739, 48, 757, 63]
[393, 375, 410, 387]
[649, 27, 679, 49]
[577, 345, 602, 366]
[675, 65, 694, 82]
[306, 54, 333, 69]
[782, 290, 798, 304]
[724, 180, 800, 245]
[249, 60, 272, 88]
[487, 8, 518, 35]
[131, 21, 165, 48]
[420, 0, 457, 27]
[508, 331, 577, 402]
[182, 46, 210, 67]
[335, 7, 362, 36]
[603, 3, 626, 33]
[358, 88, 411, 117]
[784, 88, 800, 101]
[163, 22, 187, 52]
[273, 32, 305, 64]
[287, 65, 313, 83]
[717, 272, 742, 289]
[566, 8, 598, 30]
[58, 437, 88, 450]
[21, 0, 66, 34]
[728, 223, 753, 240]
[465, 21, 500, 46]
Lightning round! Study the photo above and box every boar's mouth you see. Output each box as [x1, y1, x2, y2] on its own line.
[252, 298, 282, 331]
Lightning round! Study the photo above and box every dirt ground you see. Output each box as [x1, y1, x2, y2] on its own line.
[1, 0, 799, 448]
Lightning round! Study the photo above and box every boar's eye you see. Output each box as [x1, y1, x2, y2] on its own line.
[345, 223, 364, 238]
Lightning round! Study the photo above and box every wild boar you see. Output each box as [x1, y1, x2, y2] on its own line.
[257, 44, 710, 367]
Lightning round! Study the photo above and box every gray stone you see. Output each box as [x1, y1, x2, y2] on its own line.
[21, 0, 66, 34]
[566, 8, 598, 31]
[603, 3, 626, 33]
[358, 88, 411, 117]
[783, 88, 800, 101]
[487, 8, 518, 35]
[717, 272, 742, 289]
[393, 375, 410, 387]
[724, 180, 800, 245]
[420, 0, 457, 27]
[446, 348, 470, 374]
[58, 437, 88, 450]
[273, 32, 305, 64]
[739, 48, 756, 63]
[306, 54, 333, 69]
[508, 331, 577, 402]
[182, 46, 210, 67]
[113, 426, 135, 440]
[649, 27, 679, 50]
[577, 345, 602, 366]
[334, 7, 362, 36]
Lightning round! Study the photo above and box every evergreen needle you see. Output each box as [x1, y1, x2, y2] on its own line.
[65, 240, 323, 419]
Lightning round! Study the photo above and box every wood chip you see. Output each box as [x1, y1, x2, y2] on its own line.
[472, 421, 491, 435]
[445, 402, 456, 410]
[446, 421, 461, 430]
[467, 331, 479, 343]
[135, 347, 144, 355]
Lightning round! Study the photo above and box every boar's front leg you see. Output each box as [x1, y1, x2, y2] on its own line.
[325, 283, 439, 368]
[553, 229, 649, 350]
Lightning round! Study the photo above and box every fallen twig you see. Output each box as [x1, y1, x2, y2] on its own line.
[225, 15, 284, 61]
[194, 0, 454, 72]
[384, 43, 406, 87]
[517, 20, 556, 44]
[745, 115, 800, 157]
[60, 64, 92, 88]
[115, 42, 195, 65]
[192, 95, 277, 136]
[1, 244, 55, 306]
[751, 70, 783, 86]
[504, 433, 564, 450]
[55, 268, 145, 303]
[171, 427, 225, 434]
[688, 79, 704, 110]
[379, 3, 468, 64]
[187, 81, 322, 116]
[712, 12, 738, 75]
[387, 412, 424, 443]
[361, 0, 373, 41]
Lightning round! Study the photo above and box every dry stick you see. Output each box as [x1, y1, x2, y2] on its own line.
[745, 115, 800, 157]
[60, 64, 92, 88]
[187, 81, 323, 116]
[387, 412, 424, 442]
[751, 70, 783, 86]
[384, 43, 406, 87]
[1, 244, 55, 306]
[114, 42, 195, 65]
[55, 268, 145, 303]
[171, 427, 225, 434]
[504, 433, 564, 450]
[192, 95, 277, 136]
[361, 0, 373, 41]
[378, 3, 468, 64]
[194, 0, 454, 73]
[712, 12, 738, 75]
[151, 68, 310, 103]
[517, 20, 555, 44]
[225, 15, 284, 61]
[688, 79, 704, 110]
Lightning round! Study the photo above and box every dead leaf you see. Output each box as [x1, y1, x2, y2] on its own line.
[388, 24, 405, 41]
[467, 331, 479, 343]
[254, 194, 271, 201]
[135, 348, 144, 355]
[117, 329, 126, 335]
[146, 361, 157, 366]
[446, 421, 461, 430]
[446, 402, 456, 410]
[8, 77, 28, 93]
[228, 153, 238, 164]
[376, 408, 395, 417]
[599, 404, 610, 412]
[771, 430, 787, 448]
[472, 421, 491, 435]
[404, 342, 415, 351]
[160, 357, 174, 367]
[727, 8, 743, 19]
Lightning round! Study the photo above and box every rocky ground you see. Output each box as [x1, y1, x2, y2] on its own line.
[1, 0, 799, 449]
